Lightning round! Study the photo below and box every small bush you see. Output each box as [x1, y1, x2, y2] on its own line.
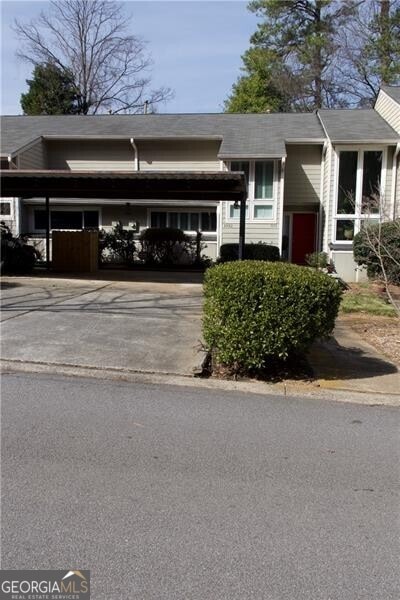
[99, 222, 136, 265]
[305, 251, 329, 269]
[353, 220, 400, 284]
[0, 221, 40, 273]
[203, 261, 342, 373]
[219, 242, 280, 263]
[139, 227, 201, 266]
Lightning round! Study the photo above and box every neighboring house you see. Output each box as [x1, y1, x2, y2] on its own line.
[1, 85, 399, 281]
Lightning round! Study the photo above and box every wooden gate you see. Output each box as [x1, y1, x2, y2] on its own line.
[52, 231, 99, 273]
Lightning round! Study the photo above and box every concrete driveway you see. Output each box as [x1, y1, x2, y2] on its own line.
[0, 275, 204, 375]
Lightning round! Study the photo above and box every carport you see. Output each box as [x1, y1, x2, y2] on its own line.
[1, 170, 248, 266]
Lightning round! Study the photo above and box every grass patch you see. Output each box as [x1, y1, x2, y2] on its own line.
[340, 285, 397, 317]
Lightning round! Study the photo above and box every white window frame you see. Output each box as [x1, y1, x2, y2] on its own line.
[333, 145, 387, 244]
[0, 198, 13, 220]
[225, 160, 278, 223]
[147, 208, 217, 235]
[32, 206, 101, 233]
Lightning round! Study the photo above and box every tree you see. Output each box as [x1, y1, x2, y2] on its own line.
[224, 48, 290, 112]
[21, 62, 79, 115]
[14, 0, 172, 114]
[226, 0, 355, 112]
[339, 0, 400, 105]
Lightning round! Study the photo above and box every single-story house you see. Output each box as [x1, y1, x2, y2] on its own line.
[1, 85, 399, 281]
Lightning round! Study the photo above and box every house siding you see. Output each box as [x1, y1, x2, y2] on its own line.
[137, 140, 221, 172]
[284, 144, 322, 207]
[18, 140, 47, 169]
[375, 91, 400, 134]
[46, 140, 135, 171]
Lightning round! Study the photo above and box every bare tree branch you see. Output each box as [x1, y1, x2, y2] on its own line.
[14, 0, 173, 114]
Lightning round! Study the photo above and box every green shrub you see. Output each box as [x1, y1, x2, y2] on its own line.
[305, 251, 329, 269]
[353, 220, 400, 284]
[139, 227, 201, 266]
[219, 242, 280, 262]
[0, 221, 40, 273]
[203, 261, 342, 373]
[99, 222, 136, 265]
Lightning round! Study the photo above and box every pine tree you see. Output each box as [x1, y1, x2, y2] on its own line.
[226, 0, 355, 112]
[21, 63, 79, 115]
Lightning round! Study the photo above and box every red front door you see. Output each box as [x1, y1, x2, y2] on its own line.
[291, 213, 316, 265]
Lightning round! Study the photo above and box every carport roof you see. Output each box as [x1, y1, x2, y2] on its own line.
[0, 169, 247, 202]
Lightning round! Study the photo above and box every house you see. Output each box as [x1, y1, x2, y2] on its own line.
[1, 86, 399, 281]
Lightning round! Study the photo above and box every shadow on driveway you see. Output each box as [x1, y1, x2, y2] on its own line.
[0, 277, 204, 376]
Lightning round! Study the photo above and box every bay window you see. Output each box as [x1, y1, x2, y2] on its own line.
[334, 148, 384, 242]
[228, 160, 276, 221]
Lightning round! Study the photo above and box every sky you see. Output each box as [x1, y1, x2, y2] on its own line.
[0, 0, 258, 114]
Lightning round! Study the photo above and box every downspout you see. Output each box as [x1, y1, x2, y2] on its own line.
[10, 154, 21, 236]
[318, 140, 328, 252]
[391, 142, 400, 220]
[278, 156, 286, 257]
[130, 138, 139, 171]
[316, 109, 333, 260]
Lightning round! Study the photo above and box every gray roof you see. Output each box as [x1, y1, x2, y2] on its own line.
[381, 85, 400, 104]
[0, 113, 325, 157]
[1, 108, 398, 158]
[317, 109, 399, 142]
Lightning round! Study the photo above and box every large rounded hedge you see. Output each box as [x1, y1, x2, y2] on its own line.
[203, 261, 342, 372]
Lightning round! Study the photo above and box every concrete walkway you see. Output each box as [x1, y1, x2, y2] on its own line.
[309, 318, 400, 395]
[0, 276, 204, 376]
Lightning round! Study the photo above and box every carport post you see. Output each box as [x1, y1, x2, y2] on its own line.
[238, 196, 246, 260]
[45, 196, 50, 270]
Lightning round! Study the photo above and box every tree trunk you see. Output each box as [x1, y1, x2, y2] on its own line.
[379, 0, 390, 85]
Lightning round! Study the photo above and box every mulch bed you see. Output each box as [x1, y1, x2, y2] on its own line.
[340, 313, 400, 366]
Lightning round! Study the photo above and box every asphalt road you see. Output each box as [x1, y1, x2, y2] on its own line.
[1, 373, 399, 600]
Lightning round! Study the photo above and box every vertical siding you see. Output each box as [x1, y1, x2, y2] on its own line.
[375, 91, 400, 134]
[138, 140, 221, 171]
[18, 140, 47, 169]
[284, 144, 322, 206]
[47, 140, 135, 171]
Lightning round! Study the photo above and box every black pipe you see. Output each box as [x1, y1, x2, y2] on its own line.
[238, 197, 246, 260]
[45, 196, 50, 270]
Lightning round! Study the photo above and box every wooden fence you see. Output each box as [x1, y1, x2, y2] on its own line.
[52, 231, 99, 273]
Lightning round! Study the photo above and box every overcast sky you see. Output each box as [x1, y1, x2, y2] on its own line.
[0, 0, 257, 114]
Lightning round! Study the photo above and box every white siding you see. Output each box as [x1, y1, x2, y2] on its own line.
[220, 195, 281, 249]
[331, 251, 367, 283]
[47, 140, 135, 171]
[18, 140, 47, 169]
[138, 140, 220, 172]
[284, 144, 322, 206]
[375, 91, 400, 134]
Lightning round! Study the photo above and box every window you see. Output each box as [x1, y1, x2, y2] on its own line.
[228, 160, 276, 221]
[34, 209, 99, 230]
[334, 148, 384, 243]
[0, 201, 11, 217]
[255, 162, 273, 199]
[150, 210, 217, 232]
